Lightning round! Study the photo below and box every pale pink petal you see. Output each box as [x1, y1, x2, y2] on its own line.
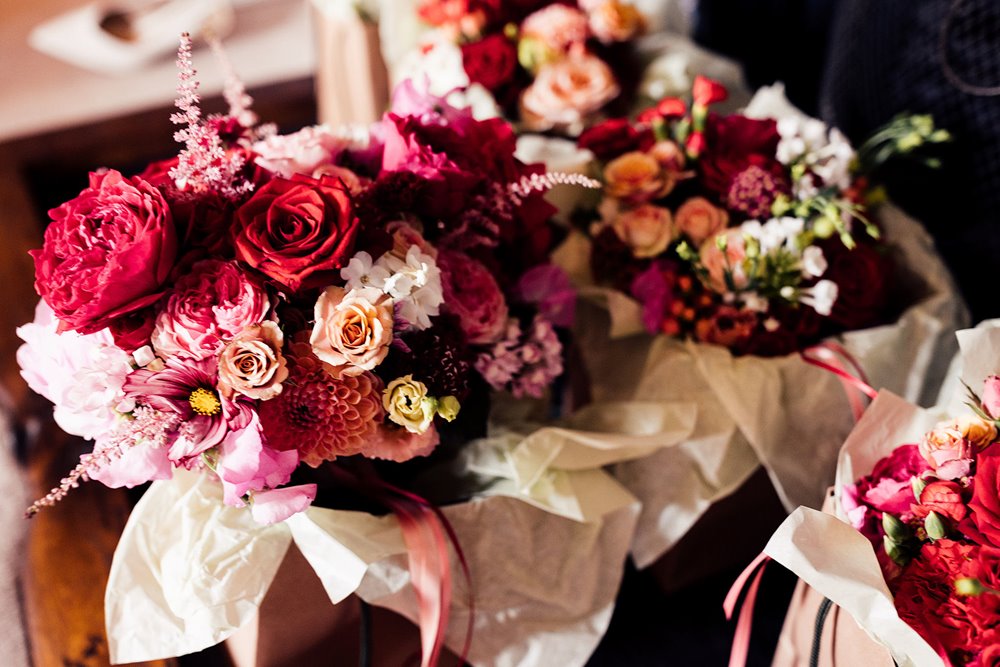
[983, 375, 1000, 419]
[89, 442, 172, 489]
[359, 424, 440, 463]
[250, 485, 317, 525]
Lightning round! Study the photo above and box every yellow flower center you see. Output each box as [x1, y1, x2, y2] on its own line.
[189, 387, 222, 416]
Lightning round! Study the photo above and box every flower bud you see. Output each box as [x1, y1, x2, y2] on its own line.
[955, 577, 985, 597]
[924, 511, 947, 541]
[882, 512, 910, 543]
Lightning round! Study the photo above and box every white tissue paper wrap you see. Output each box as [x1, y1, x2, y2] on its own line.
[764, 391, 941, 667]
[105, 409, 656, 666]
[553, 86, 967, 569]
[765, 326, 1000, 667]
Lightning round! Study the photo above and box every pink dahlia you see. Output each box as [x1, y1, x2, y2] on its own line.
[258, 343, 384, 466]
[359, 423, 440, 463]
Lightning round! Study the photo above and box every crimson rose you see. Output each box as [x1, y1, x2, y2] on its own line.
[970, 445, 1000, 549]
[462, 34, 518, 92]
[31, 170, 177, 334]
[232, 174, 359, 293]
[822, 238, 891, 331]
[578, 118, 653, 161]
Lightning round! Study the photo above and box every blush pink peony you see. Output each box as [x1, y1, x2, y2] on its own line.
[438, 250, 508, 345]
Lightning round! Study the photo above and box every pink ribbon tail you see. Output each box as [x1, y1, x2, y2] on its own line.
[724, 552, 770, 667]
[379, 482, 475, 667]
[801, 342, 878, 422]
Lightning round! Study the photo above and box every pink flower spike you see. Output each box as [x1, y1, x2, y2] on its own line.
[250, 485, 317, 525]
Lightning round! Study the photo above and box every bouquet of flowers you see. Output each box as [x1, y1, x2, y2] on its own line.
[549, 80, 967, 572]
[392, 0, 647, 134]
[763, 324, 1000, 667]
[16, 37, 644, 666]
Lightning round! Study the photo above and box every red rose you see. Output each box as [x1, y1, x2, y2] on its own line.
[893, 539, 981, 661]
[461, 34, 518, 92]
[109, 307, 157, 353]
[232, 174, 359, 293]
[970, 445, 1000, 549]
[578, 118, 653, 161]
[30, 170, 177, 334]
[911, 480, 969, 523]
[699, 115, 783, 197]
[692, 75, 727, 107]
[821, 238, 892, 331]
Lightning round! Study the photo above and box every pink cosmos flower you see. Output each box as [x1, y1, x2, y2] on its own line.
[151, 259, 271, 361]
[123, 356, 252, 465]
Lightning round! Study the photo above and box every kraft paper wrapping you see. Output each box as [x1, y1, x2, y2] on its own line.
[104, 409, 652, 667]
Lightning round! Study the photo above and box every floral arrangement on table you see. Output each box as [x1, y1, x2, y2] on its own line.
[396, 0, 646, 134]
[575, 76, 951, 357]
[17, 34, 592, 525]
[840, 379, 1000, 665]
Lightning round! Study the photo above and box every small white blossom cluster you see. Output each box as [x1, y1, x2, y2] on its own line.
[776, 116, 855, 199]
[341, 247, 444, 330]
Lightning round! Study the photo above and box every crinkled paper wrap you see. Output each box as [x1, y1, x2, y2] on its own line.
[105, 410, 659, 666]
[764, 391, 944, 667]
[562, 200, 966, 568]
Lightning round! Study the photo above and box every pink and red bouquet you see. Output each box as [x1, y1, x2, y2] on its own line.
[578, 76, 904, 357]
[404, 0, 646, 133]
[840, 380, 1000, 665]
[17, 36, 588, 524]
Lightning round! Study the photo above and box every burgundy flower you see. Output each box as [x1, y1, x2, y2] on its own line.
[461, 34, 518, 93]
[821, 237, 892, 331]
[841, 444, 931, 545]
[232, 174, 359, 293]
[578, 118, 654, 161]
[699, 115, 783, 200]
[123, 356, 251, 465]
[30, 170, 177, 334]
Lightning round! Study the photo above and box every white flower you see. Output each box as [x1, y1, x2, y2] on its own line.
[800, 280, 839, 316]
[374, 246, 443, 330]
[252, 125, 354, 178]
[801, 246, 828, 277]
[742, 292, 769, 312]
[342, 251, 391, 292]
[16, 300, 132, 441]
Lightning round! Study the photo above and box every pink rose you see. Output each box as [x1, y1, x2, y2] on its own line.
[674, 196, 730, 245]
[983, 375, 1000, 419]
[30, 170, 177, 334]
[521, 5, 590, 53]
[218, 321, 289, 400]
[920, 415, 997, 479]
[520, 53, 620, 133]
[151, 260, 271, 360]
[611, 204, 675, 258]
[438, 250, 508, 345]
[310, 286, 394, 374]
[252, 125, 352, 178]
[699, 229, 748, 293]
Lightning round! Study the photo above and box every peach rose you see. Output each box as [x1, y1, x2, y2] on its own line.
[603, 152, 674, 202]
[675, 197, 730, 245]
[218, 321, 289, 400]
[920, 415, 998, 473]
[699, 229, 749, 293]
[520, 53, 620, 133]
[612, 204, 674, 258]
[587, 0, 646, 44]
[310, 286, 393, 375]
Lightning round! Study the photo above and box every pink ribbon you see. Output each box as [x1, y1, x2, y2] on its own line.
[325, 464, 474, 667]
[724, 551, 770, 667]
[801, 342, 878, 422]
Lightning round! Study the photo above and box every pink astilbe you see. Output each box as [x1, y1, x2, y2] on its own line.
[207, 34, 257, 130]
[169, 33, 253, 200]
[24, 407, 180, 517]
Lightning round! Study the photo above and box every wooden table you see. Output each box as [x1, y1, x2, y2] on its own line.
[1, 76, 317, 667]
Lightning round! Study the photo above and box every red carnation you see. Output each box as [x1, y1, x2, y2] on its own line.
[30, 170, 177, 334]
[461, 34, 518, 93]
[911, 480, 969, 523]
[232, 174, 359, 293]
[692, 75, 728, 107]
